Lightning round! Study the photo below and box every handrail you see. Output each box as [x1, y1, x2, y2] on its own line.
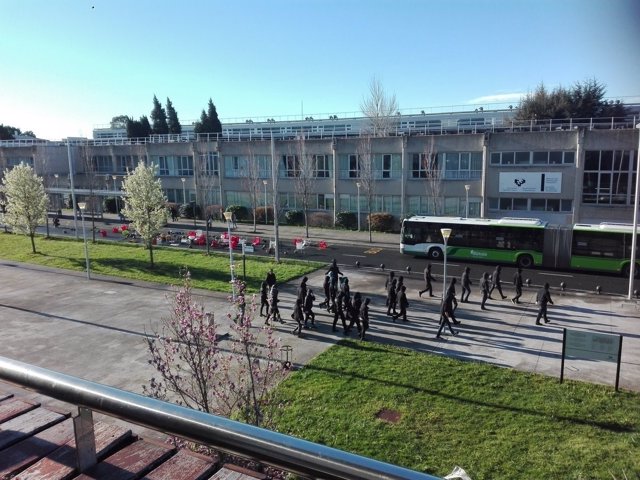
[0, 356, 440, 480]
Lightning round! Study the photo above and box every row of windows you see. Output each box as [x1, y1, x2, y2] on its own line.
[488, 197, 573, 212]
[490, 151, 575, 166]
[411, 152, 483, 179]
[407, 196, 481, 217]
[582, 150, 637, 205]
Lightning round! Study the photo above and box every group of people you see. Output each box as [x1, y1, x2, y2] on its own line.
[260, 260, 372, 341]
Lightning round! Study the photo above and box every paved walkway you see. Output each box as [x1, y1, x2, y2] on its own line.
[0, 257, 638, 397]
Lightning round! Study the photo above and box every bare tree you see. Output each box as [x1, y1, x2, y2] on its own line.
[79, 144, 100, 242]
[357, 135, 375, 243]
[193, 140, 220, 219]
[360, 77, 399, 137]
[293, 135, 316, 239]
[422, 138, 443, 215]
[242, 144, 263, 233]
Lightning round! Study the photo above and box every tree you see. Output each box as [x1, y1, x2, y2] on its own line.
[0, 124, 35, 140]
[422, 138, 443, 215]
[357, 136, 375, 243]
[2, 163, 48, 253]
[166, 98, 182, 134]
[516, 79, 626, 120]
[360, 77, 399, 136]
[144, 274, 286, 428]
[80, 144, 101, 242]
[126, 115, 152, 138]
[242, 144, 263, 233]
[293, 136, 315, 239]
[110, 115, 129, 129]
[150, 95, 169, 135]
[121, 161, 168, 268]
[194, 99, 222, 134]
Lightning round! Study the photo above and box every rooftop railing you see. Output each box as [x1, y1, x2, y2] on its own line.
[0, 355, 440, 480]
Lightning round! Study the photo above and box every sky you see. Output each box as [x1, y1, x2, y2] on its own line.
[1, 0, 639, 140]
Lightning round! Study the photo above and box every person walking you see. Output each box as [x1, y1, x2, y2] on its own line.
[347, 292, 363, 334]
[320, 274, 331, 311]
[437, 289, 459, 338]
[512, 267, 523, 304]
[266, 283, 284, 325]
[291, 298, 304, 337]
[445, 278, 459, 317]
[265, 268, 276, 288]
[304, 289, 316, 328]
[460, 266, 472, 302]
[489, 265, 507, 300]
[359, 298, 371, 341]
[418, 264, 436, 297]
[480, 272, 490, 310]
[384, 271, 395, 307]
[326, 258, 343, 280]
[259, 281, 269, 317]
[393, 285, 409, 322]
[535, 282, 554, 325]
[332, 290, 348, 334]
[386, 278, 398, 316]
[297, 276, 308, 304]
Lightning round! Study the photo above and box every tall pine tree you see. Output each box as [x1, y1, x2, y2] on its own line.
[166, 98, 181, 134]
[150, 95, 169, 134]
[194, 98, 222, 134]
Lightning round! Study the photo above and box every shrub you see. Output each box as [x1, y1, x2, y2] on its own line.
[309, 212, 333, 228]
[335, 211, 357, 230]
[285, 209, 304, 226]
[256, 206, 274, 223]
[179, 202, 201, 219]
[226, 205, 250, 221]
[368, 212, 396, 232]
[103, 197, 117, 214]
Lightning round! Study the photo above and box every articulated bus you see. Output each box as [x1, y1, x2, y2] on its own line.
[400, 216, 639, 276]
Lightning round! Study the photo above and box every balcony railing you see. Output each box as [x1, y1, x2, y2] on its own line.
[0, 355, 440, 480]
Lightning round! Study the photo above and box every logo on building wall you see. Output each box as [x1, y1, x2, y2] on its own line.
[514, 178, 526, 187]
[499, 172, 562, 193]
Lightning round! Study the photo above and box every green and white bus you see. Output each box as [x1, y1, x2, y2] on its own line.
[400, 216, 547, 268]
[400, 216, 639, 276]
[571, 223, 639, 277]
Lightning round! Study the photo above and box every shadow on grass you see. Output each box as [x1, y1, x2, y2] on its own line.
[307, 340, 636, 434]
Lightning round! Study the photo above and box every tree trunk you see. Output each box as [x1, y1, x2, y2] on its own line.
[253, 210, 257, 233]
[148, 241, 155, 268]
[304, 208, 309, 239]
[30, 233, 36, 253]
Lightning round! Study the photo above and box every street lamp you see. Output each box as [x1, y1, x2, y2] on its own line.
[78, 202, 91, 280]
[223, 211, 236, 301]
[441, 228, 452, 299]
[464, 184, 470, 218]
[356, 182, 361, 231]
[181, 177, 186, 204]
[628, 123, 640, 299]
[54, 173, 59, 188]
[112, 175, 119, 214]
[263, 179, 268, 225]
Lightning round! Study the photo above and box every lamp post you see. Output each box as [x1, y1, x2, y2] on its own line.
[78, 202, 91, 280]
[54, 174, 59, 209]
[223, 211, 236, 301]
[181, 177, 186, 204]
[54, 173, 59, 188]
[628, 123, 640, 299]
[263, 179, 268, 225]
[356, 182, 361, 231]
[441, 228, 452, 299]
[464, 184, 470, 218]
[112, 175, 119, 214]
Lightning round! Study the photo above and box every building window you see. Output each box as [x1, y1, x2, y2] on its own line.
[316, 193, 334, 210]
[282, 155, 299, 177]
[201, 152, 219, 176]
[583, 150, 632, 205]
[7, 157, 33, 168]
[348, 154, 360, 178]
[444, 152, 482, 179]
[116, 155, 138, 174]
[496, 150, 575, 166]
[91, 155, 112, 173]
[411, 153, 439, 178]
[152, 155, 193, 176]
[313, 154, 330, 178]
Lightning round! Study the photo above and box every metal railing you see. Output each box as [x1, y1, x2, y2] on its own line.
[0, 356, 440, 480]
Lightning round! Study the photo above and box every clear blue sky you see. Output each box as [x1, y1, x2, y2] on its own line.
[1, 0, 638, 140]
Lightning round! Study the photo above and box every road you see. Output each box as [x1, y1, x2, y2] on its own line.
[36, 214, 638, 297]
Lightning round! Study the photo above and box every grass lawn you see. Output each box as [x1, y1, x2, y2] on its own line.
[0, 232, 322, 292]
[271, 340, 640, 480]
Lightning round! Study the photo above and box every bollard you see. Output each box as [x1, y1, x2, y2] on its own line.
[560, 281, 566, 291]
[634, 289, 639, 299]
[596, 285, 601, 294]
[355, 260, 360, 268]
[380, 263, 385, 271]
[406, 266, 411, 274]
[525, 278, 531, 287]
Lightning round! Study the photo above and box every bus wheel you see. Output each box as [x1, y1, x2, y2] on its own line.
[429, 247, 443, 260]
[621, 263, 640, 278]
[517, 255, 533, 268]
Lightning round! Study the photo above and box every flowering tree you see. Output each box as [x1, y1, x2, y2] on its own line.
[121, 161, 168, 268]
[2, 163, 48, 253]
[144, 273, 287, 428]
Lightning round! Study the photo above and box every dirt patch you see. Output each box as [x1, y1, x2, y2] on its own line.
[376, 408, 401, 424]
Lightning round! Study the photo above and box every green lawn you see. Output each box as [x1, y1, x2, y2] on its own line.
[0, 232, 322, 292]
[271, 340, 640, 480]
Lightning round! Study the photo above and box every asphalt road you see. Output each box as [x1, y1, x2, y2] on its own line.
[35, 214, 639, 297]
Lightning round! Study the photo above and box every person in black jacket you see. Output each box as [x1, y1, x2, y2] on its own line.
[259, 281, 269, 317]
[384, 271, 395, 306]
[359, 298, 371, 341]
[437, 288, 459, 338]
[291, 298, 304, 337]
[320, 274, 331, 311]
[418, 264, 436, 297]
[393, 285, 409, 322]
[489, 265, 507, 300]
[535, 282, 554, 325]
[480, 272, 490, 310]
[386, 278, 398, 316]
[266, 283, 283, 325]
[461, 266, 472, 302]
[332, 290, 348, 334]
[326, 259, 343, 280]
[347, 292, 362, 334]
[304, 289, 316, 328]
[445, 278, 459, 317]
[297, 276, 308, 304]
[512, 267, 523, 304]
[265, 268, 276, 288]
